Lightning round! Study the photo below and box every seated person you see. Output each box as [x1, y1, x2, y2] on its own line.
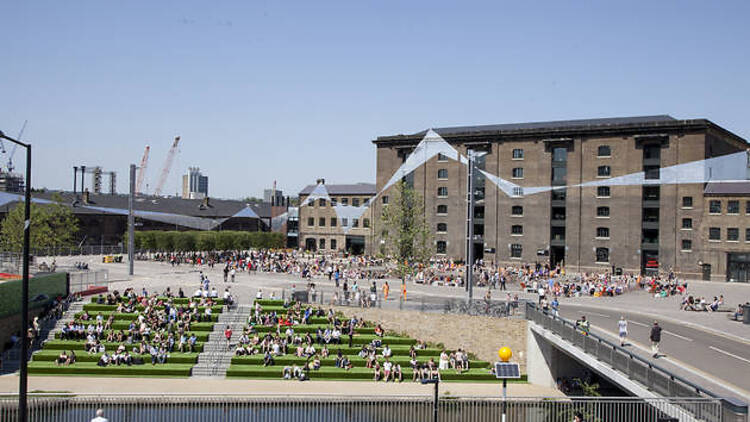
[312, 355, 321, 370]
[374, 324, 384, 337]
[372, 361, 382, 381]
[382, 344, 392, 359]
[67, 350, 76, 365]
[56, 351, 69, 366]
[340, 355, 352, 371]
[410, 357, 421, 382]
[393, 363, 403, 383]
[97, 353, 111, 367]
[263, 351, 275, 367]
[383, 359, 393, 382]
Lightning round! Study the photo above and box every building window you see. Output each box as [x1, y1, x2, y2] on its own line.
[437, 153, 449, 162]
[728, 228, 739, 241]
[595, 247, 609, 263]
[728, 200, 740, 214]
[552, 167, 567, 184]
[382, 196, 389, 205]
[597, 165, 611, 177]
[709, 227, 721, 240]
[331, 198, 337, 206]
[352, 198, 360, 207]
[597, 145, 611, 157]
[319, 198, 326, 207]
[681, 239, 692, 251]
[512, 168, 524, 179]
[511, 205, 523, 216]
[330, 217, 337, 227]
[511, 225, 523, 235]
[436, 241, 447, 254]
[437, 169, 448, 180]
[437, 223, 447, 233]
[319, 217, 326, 227]
[363, 218, 370, 228]
[512, 149, 524, 160]
[682, 196, 693, 208]
[330, 239, 337, 250]
[681, 218, 692, 229]
[307, 217, 314, 227]
[341, 198, 348, 206]
[510, 244, 522, 258]
[319, 238, 326, 249]
[597, 186, 611, 198]
[746, 228, 750, 242]
[341, 218, 348, 226]
[437, 204, 448, 215]
[353, 219, 359, 228]
[512, 187, 524, 197]
[709, 200, 721, 214]
[551, 189, 566, 201]
[597, 206, 610, 217]
[437, 187, 448, 197]
[596, 227, 610, 239]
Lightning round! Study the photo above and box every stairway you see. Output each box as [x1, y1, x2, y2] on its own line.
[191, 304, 252, 377]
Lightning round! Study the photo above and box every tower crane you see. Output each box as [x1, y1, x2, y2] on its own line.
[135, 145, 150, 195]
[154, 136, 180, 196]
[0, 120, 27, 173]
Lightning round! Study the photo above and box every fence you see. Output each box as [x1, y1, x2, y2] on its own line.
[525, 302, 748, 422]
[68, 269, 110, 293]
[31, 245, 125, 258]
[0, 394, 726, 422]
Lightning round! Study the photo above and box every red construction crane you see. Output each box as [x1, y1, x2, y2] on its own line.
[135, 145, 150, 195]
[154, 136, 180, 196]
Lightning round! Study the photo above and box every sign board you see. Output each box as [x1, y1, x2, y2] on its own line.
[494, 362, 521, 379]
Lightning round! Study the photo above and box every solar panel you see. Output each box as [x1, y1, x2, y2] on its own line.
[494, 362, 521, 379]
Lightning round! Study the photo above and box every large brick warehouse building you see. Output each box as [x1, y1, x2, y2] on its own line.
[372, 116, 750, 282]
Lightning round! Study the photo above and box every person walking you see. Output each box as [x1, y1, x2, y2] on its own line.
[230, 267, 236, 283]
[383, 282, 390, 301]
[91, 409, 108, 422]
[650, 321, 662, 357]
[618, 316, 628, 346]
[224, 325, 233, 351]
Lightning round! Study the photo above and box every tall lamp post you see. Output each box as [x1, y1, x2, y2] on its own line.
[0, 130, 31, 422]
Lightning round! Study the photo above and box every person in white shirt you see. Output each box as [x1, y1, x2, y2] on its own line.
[256, 289, 263, 299]
[618, 316, 628, 346]
[91, 408, 108, 422]
[382, 345, 392, 358]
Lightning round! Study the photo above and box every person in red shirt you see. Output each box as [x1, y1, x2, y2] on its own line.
[224, 326, 233, 350]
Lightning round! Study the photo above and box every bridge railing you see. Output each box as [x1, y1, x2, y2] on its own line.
[525, 302, 748, 422]
[0, 394, 726, 422]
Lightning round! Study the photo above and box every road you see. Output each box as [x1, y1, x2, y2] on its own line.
[558, 304, 750, 402]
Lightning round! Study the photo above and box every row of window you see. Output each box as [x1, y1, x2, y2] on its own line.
[708, 227, 750, 242]
[315, 238, 337, 250]
[306, 217, 370, 228]
[436, 146, 611, 162]
[313, 197, 370, 207]
[708, 200, 750, 215]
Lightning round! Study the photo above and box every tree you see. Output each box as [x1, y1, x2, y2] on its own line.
[0, 195, 79, 252]
[378, 181, 433, 280]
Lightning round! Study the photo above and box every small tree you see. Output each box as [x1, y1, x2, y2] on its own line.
[0, 195, 79, 252]
[378, 181, 433, 281]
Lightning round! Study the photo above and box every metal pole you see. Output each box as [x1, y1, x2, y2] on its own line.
[433, 380, 439, 422]
[128, 164, 135, 276]
[19, 145, 31, 422]
[502, 378, 507, 422]
[466, 150, 475, 301]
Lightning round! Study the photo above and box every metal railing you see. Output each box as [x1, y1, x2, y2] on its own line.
[525, 302, 748, 422]
[0, 394, 726, 422]
[68, 269, 110, 293]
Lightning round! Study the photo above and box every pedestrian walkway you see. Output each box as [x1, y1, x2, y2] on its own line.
[191, 304, 252, 377]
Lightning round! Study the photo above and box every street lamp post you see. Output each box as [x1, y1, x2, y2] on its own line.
[421, 377, 439, 422]
[0, 130, 31, 422]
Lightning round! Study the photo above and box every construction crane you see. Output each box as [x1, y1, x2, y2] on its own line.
[0, 120, 27, 173]
[154, 136, 180, 196]
[135, 145, 150, 195]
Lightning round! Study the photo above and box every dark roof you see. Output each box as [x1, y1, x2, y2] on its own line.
[704, 182, 750, 196]
[299, 183, 376, 196]
[373, 115, 747, 145]
[1, 191, 260, 219]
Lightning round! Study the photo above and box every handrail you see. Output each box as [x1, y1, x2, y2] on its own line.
[524, 302, 748, 412]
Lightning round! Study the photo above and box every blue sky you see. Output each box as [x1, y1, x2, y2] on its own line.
[1, 1, 748, 199]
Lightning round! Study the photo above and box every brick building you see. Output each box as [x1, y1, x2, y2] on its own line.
[298, 181, 376, 254]
[372, 115, 750, 281]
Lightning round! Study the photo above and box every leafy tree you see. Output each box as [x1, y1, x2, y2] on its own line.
[378, 181, 433, 281]
[0, 195, 79, 252]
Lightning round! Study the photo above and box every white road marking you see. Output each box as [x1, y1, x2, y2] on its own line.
[709, 346, 750, 365]
[587, 312, 611, 318]
[663, 330, 692, 342]
[629, 321, 649, 328]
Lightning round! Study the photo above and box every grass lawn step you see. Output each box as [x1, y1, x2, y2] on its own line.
[233, 345, 443, 357]
[42, 340, 205, 352]
[253, 300, 287, 306]
[54, 328, 213, 340]
[74, 312, 220, 322]
[225, 365, 507, 382]
[91, 296, 224, 305]
[230, 355, 490, 368]
[32, 350, 199, 364]
[251, 325, 375, 335]
[83, 304, 223, 313]
[28, 361, 193, 377]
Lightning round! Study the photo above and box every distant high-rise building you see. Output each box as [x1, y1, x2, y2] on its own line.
[0, 171, 24, 193]
[182, 167, 208, 199]
[264, 188, 283, 205]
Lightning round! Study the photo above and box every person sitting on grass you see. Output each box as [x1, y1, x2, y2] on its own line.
[408, 345, 417, 359]
[383, 358, 393, 382]
[320, 345, 329, 358]
[374, 324, 384, 337]
[427, 358, 440, 380]
[393, 363, 403, 383]
[188, 333, 198, 353]
[56, 351, 68, 366]
[372, 361, 383, 381]
[340, 355, 352, 371]
[97, 353, 110, 367]
[263, 351, 275, 367]
[67, 350, 76, 365]
[358, 346, 368, 359]
[381, 344, 392, 359]
[312, 355, 321, 370]
[334, 350, 344, 368]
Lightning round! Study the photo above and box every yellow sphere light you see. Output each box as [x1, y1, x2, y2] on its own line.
[498, 347, 512, 362]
